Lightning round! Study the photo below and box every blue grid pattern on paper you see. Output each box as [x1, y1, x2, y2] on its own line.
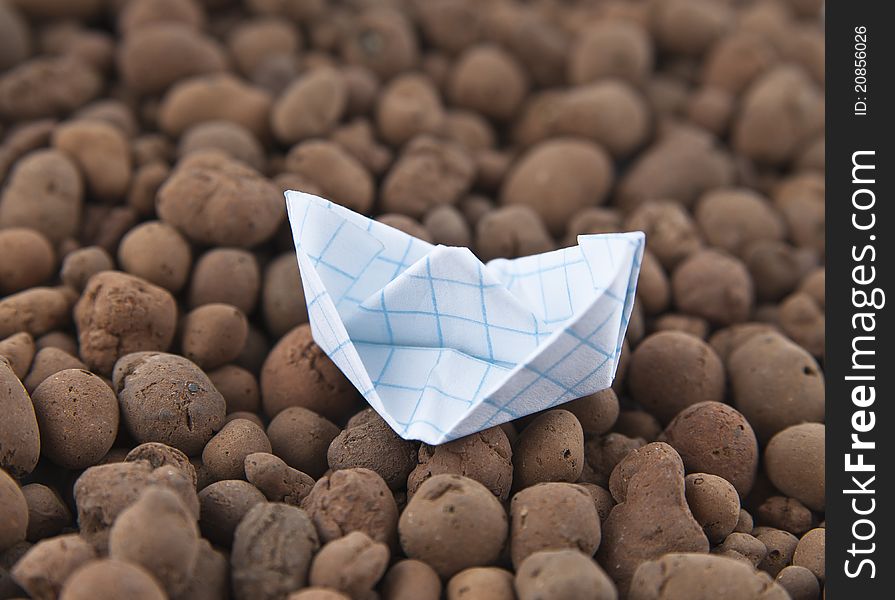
[285, 191, 645, 444]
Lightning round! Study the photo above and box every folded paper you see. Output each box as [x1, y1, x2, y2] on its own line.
[286, 190, 645, 444]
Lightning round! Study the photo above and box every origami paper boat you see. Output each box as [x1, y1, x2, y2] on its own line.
[286, 191, 645, 444]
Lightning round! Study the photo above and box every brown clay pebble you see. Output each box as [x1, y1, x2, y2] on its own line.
[382, 559, 441, 600]
[623, 202, 703, 270]
[22, 484, 71, 541]
[0, 228, 55, 294]
[714, 532, 767, 567]
[0, 332, 35, 379]
[0, 470, 28, 552]
[0, 287, 74, 341]
[628, 332, 725, 423]
[261, 324, 360, 422]
[244, 452, 315, 505]
[125, 442, 197, 487]
[728, 333, 824, 442]
[583, 432, 646, 487]
[376, 73, 444, 147]
[108, 487, 200, 597]
[694, 188, 785, 256]
[202, 418, 271, 482]
[262, 252, 308, 338]
[60, 247, 115, 292]
[231, 502, 320, 600]
[23, 347, 87, 393]
[764, 423, 826, 514]
[628, 553, 789, 600]
[672, 249, 753, 325]
[288, 590, 350, 600]
[407, 426, 512, 500]
[285, 140, 374, 214]
[52, 120, 132, 202]
[598, 443, 708, 594]
[181, 304, 249, 370]
[72, 460, 198, 552]
[513, 409, 584, 490]
[475, 205, 554, 262]
[118, 221, 192, 293]
[448, 567, 515, 600]
[157, 152, 283, 248]
[308, 531, 389, 598]
[114, 352, 225, 455]
[501, 138, 613, 236]
[0, 358, 40, 477]
[268, 406, 340, 479]
[302, 468, 399, 545]
[515, 549, 617, 600]
[569, 20, 652, 85]
[11, 534, 95, 600]
[754, 527, 799, 577]
[118, 24, 226, 96]
[775, 566, 820, 600]
[757, 496, 814, 536]
[31, 369, 119, 469]
[197, 480, 267, 547]
[0, 153, 79, 243]
[189, 249, 261, 315]
[734, 509, 754, 534]
[272, 67, 347, 144]
[510, 482, 601, 568]
[684, 473, 740, 544]
[179, 120, 265, 170]
[381, 136, 475, 219]
[563, 388, 620, 436]
[661, 402, 759, 495]
[75, 271, 177, 375]
[58, 559, 166, 600]
[208, 365, 260, 414]
[448, 44, 528, 121]
[328, 412, 418, 491]
[399, 474, 507, 578]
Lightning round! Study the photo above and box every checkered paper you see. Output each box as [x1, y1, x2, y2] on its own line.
[286, 191, 645, 444]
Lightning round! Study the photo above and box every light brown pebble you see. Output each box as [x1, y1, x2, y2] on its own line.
[21, 484, 71, 541]
[628, 552, 789, 600]
[75, 272, 177, 375]
[197, 479, 267, 547]
[510, 482, 601, 569]
[792, 528, 824, 582]
[52, 120, 132, 202]
[302, 468, 399, 546]
[108, 487, 200, 597]
[11, 534, 95, 600]
[181, 304, 249, 371]
[157, 152, 283, 248]
[58, 559, 166, 600]
[60, 247, 115, 292]
[448, 567, 515, 600]
[309, 531, 390, 598]
[0, 358, 40, 478]
[512, 410, 584, 491]
[202, 418, 271, 482]
[382, 559, 441, 600]
[684, 473, 740, 544]
[501, 138, 613, 236]
[399, 474, 507, 578]
[31, 369, 119, 470]
[775, 566, 820, 600]
[231, 502, 320, 600]
[515, 549, 617, 600]
[118, 221, 192, 293]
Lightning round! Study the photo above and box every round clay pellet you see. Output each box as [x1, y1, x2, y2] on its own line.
[31, 369, 119, 470]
